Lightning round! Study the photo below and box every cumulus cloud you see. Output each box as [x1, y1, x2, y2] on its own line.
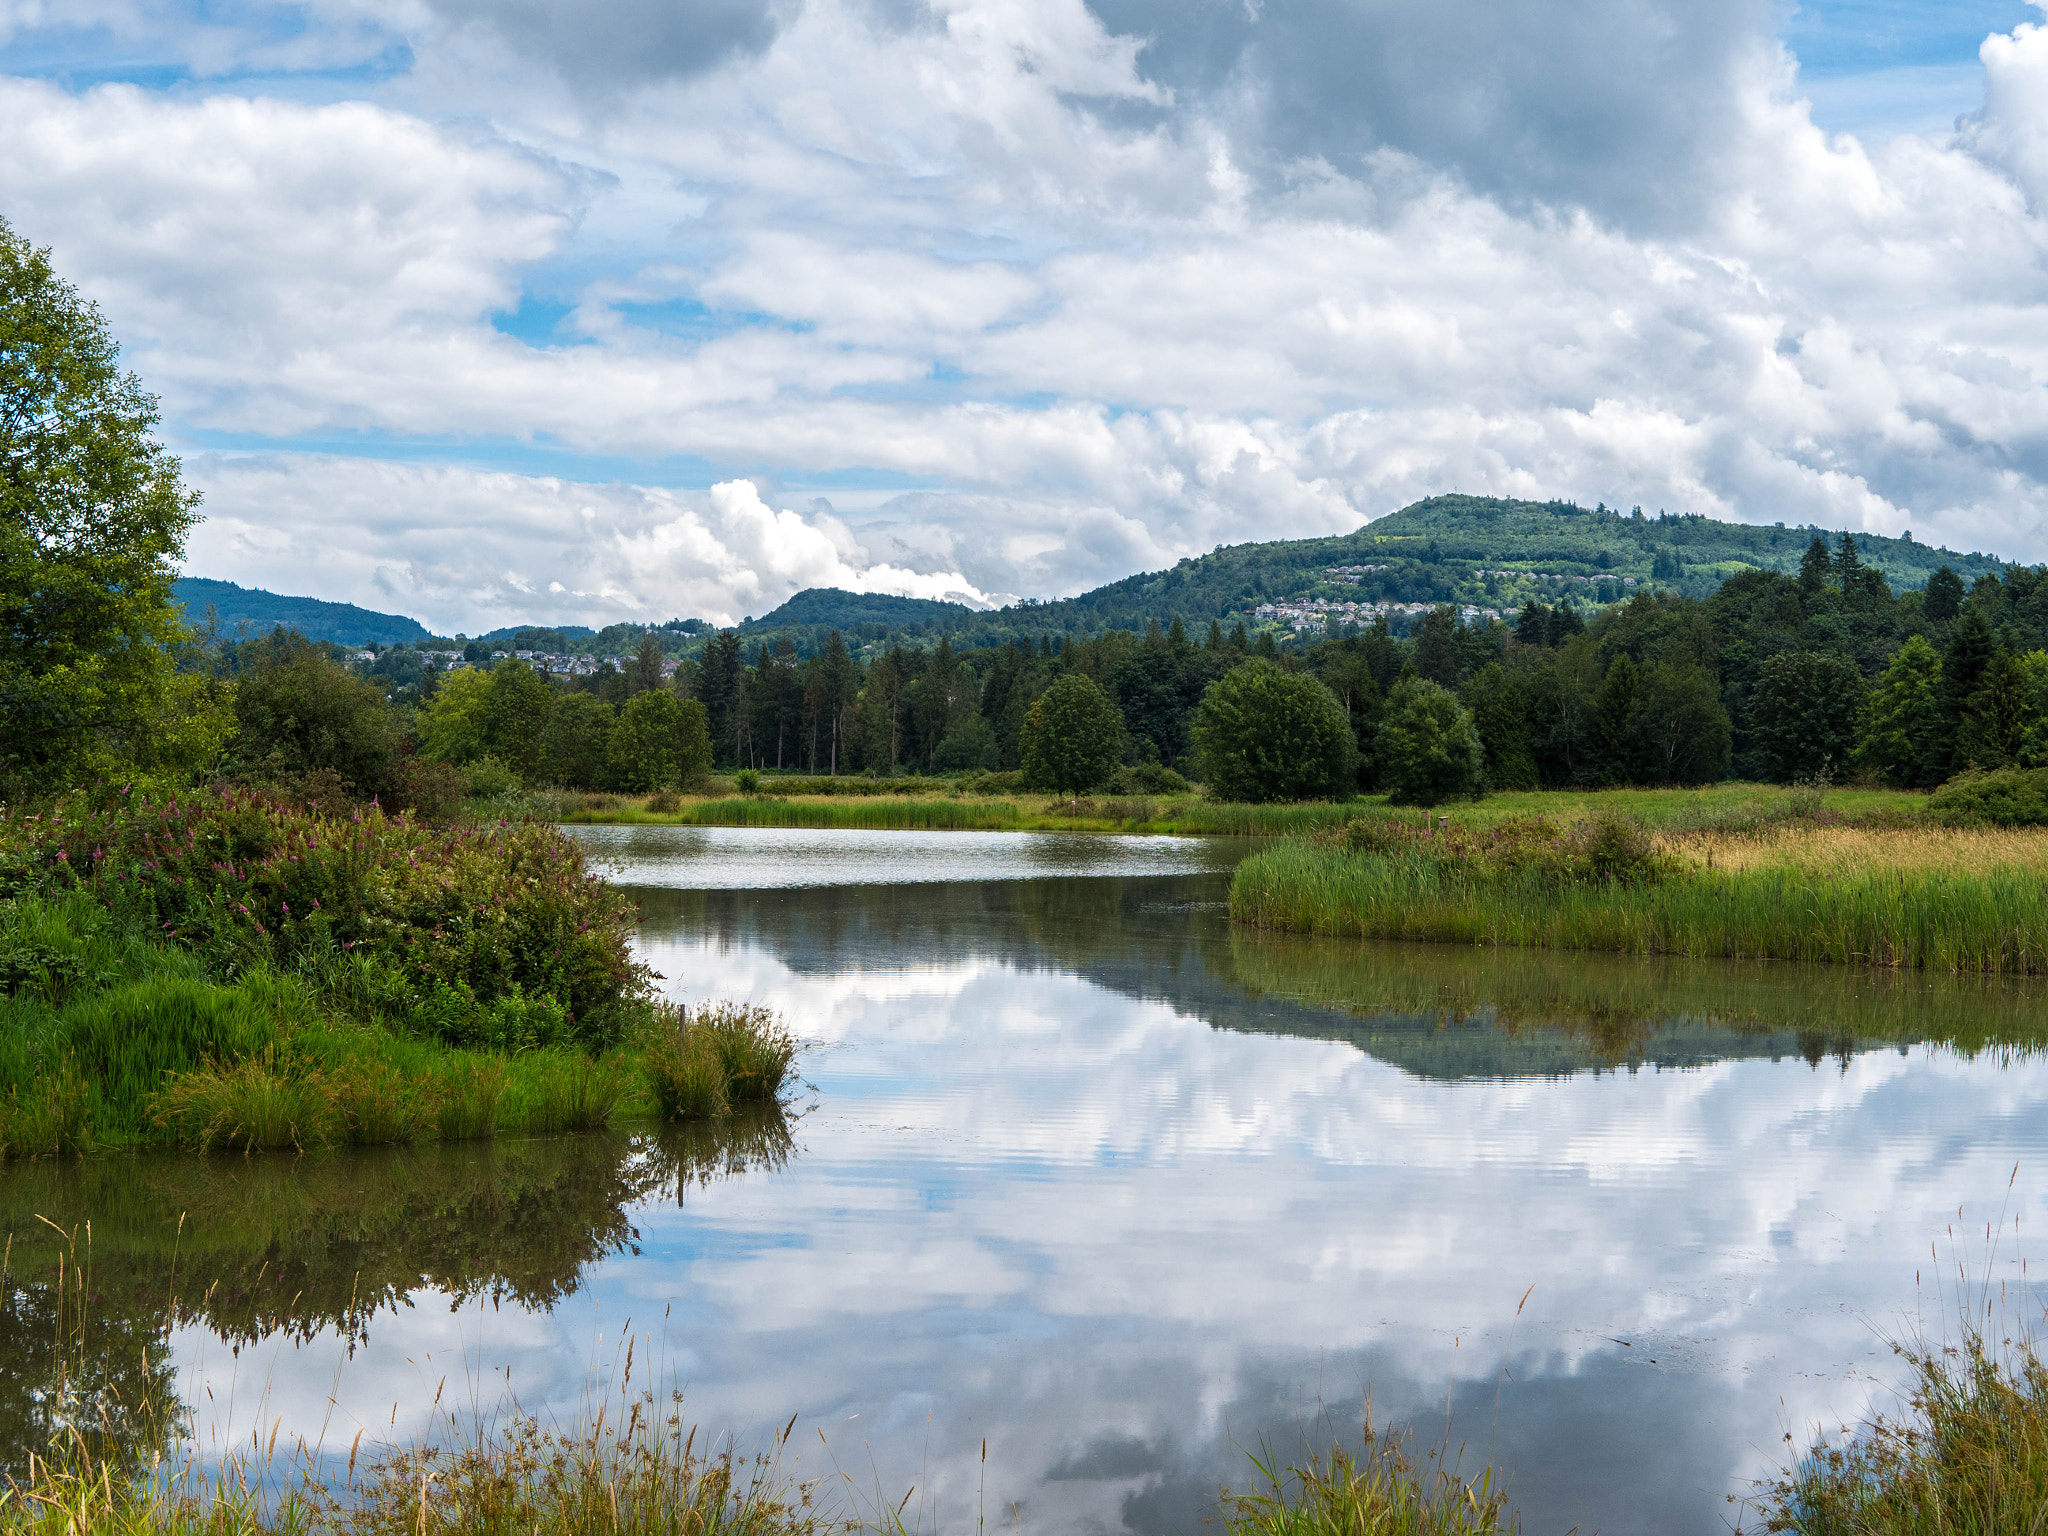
[2, 0, 2048, 626]
[183, 456, 992, 632]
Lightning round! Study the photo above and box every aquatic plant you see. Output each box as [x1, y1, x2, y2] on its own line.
[0, 787, 647, 1046]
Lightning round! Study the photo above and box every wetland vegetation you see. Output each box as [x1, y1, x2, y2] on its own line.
[0, 790, 797, 1160]
[1232, 793, 2048, 974]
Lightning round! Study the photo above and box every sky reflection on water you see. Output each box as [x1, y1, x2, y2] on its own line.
[91, 832, 2048, 1533]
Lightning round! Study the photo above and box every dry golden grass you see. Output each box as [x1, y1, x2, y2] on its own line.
[1671, 823, 2048, 877]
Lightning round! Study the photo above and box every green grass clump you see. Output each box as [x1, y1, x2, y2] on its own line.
[1753, 1327, 2048, 1533]
[1219, 1430, 1519, 1535]
[644, 1003, 797, 1121]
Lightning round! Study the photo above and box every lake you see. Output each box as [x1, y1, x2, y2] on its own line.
[7, 825, 2047, 1534]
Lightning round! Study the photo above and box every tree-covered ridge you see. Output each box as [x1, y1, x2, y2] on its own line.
[173, 577, 431, 648]
[741, 588, 978, 634]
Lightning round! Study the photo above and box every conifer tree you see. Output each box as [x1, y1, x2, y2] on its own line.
[1856, 635, 1945, 787]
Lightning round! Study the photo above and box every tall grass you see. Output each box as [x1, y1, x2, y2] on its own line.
[1233, 824, 2048, 974]
[1, 1399, 837, 1536]
[1220, 1430, 1518, 1535]
[1752, 1326, 2048, 1533]
[643, 1003, 798, 1121]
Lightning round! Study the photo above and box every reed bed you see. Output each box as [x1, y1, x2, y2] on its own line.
[0, 1400, 834, 1536]
[1232, 822, 2048, 974]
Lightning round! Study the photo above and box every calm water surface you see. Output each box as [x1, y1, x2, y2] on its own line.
[8, 826, 2048, 1536]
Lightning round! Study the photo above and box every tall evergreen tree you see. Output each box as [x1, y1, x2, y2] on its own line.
[1954, 649, 2033, 771]
[696, 630, 743, 765]
[1856, 635, 1945, 787]
[1799, 536, 1833, 595]
[1923, 566, 1965, 622]
[1938, 608, 1998, 776]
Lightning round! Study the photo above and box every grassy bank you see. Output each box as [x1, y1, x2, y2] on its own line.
[0, 790, 798, 1159]
[550, 787, 1365, 837]
[1232, 813, 2048, 973]
[545, 781, 1931, 838]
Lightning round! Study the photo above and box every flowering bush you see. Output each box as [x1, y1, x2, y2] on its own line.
[0, 788, 646, 1045]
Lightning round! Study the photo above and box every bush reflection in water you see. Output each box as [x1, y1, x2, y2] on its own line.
[0, 1108, 795, 1483]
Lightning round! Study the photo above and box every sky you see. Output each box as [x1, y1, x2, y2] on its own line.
[3, 0, 2047, 633]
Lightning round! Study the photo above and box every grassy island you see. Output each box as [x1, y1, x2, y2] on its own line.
[1231, 787, 2048, 974]
[0, 788, 795, 1160]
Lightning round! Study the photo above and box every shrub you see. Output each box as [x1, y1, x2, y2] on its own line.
[0, 788, 648, 1045]
[646, 790, 680, 813]
[1193, 660, 1357, 803]
[1928, 766, 2048, 826]
[461, 755, 518, 798]
[1107, 763, 1189, 795]
[733, 768, 761, 794]
[388, 754, 464, 820]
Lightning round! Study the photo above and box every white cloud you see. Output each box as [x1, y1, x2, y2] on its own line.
[4, 0, 2048, 627]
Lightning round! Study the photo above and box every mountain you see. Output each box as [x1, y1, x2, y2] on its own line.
[954, 494, 2008, 642]
[740, 588, 979, 636]
[172, 578, 431, 647]
[182, 495, 2016, 659]
[717, 496, 2012, 655]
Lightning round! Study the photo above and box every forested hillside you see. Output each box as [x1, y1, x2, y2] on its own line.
[708, 496, 2012, 661]
[173, 578, 429, 647]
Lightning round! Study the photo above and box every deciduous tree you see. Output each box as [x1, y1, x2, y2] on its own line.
[1021, 672, 1124, 796]
[1375, 677, 1483, 806]
[1, 217, 222, 795]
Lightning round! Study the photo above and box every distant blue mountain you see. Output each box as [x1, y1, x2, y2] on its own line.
[173, 578, 431, 647]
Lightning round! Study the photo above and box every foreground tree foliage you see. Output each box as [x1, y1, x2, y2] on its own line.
[1192, 659, 1357, 802]
[0, 217, 223, 798]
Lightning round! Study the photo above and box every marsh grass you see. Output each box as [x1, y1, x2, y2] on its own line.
[1220, 1429, 1519, 1535]
[0, 891, 808, 1158]
[434, 1060, 507, 1141]
[1235, 816, 2048, 974]
[643, 1004, 798, 1122]
[511, 1052, 629, 1135]
[2, 1399, 838, 1536]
